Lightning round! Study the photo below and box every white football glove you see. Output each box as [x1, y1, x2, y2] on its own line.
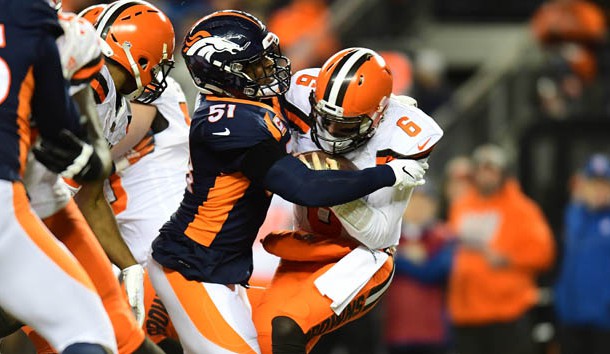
[387, 159, 428, 189]
[121, 264, 145, 326]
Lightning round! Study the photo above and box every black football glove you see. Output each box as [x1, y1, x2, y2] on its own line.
[33, 129, 105, 183]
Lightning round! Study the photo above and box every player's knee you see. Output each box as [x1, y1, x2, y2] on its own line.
[62, 343, 111, 354]
[271, 316, 306, 354]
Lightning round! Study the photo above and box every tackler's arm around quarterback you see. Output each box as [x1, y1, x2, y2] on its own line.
[241, 139, 399, 207]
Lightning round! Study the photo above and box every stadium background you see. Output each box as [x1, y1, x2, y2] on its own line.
[33, 0, 610, 353]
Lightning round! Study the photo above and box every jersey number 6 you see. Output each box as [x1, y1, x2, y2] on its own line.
[397, 116, 421, 137]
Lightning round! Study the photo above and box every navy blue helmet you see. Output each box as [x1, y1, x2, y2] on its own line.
[182, 10, 291, 99]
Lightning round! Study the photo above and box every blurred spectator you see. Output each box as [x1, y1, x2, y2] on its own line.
[531, 0, 606, 49]
[530, 0, 607, 119]
[447, 144, 555, 354]
[384, 184, 455, 354]
[439, 156, 474, 220]
[410, 49, 452, 114]
[268, 0, 341, 71]
[553, 153, 610, 354]
[380, 50, 413, 94]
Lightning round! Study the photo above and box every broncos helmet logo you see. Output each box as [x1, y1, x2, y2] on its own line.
[184, 31, 250, 63]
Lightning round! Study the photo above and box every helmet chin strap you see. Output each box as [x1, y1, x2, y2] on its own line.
[122, 41, 144, 100]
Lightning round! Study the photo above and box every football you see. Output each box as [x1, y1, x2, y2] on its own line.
[294, 150, 358, 171]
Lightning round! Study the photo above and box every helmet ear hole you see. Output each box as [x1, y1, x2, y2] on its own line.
[138, 58, 149, 70]
[358, 75, 364, 85]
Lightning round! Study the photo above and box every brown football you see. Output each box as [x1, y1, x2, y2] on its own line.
[294, 150, 358, 171]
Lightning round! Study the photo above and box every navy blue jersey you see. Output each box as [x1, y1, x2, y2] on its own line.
[0, 0, 80, 181]
[152, 95, 291, 285]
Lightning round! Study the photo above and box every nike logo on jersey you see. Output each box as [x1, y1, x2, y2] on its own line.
[417, 137, 431, 151]
[212, 128, 231, 136]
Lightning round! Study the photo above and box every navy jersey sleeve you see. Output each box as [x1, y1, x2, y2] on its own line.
[30, 33, 82, 141]
[1, 0, 63, 36]
[191, 98, 287, 152]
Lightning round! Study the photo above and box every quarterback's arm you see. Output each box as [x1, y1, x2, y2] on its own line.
[241, 139, 396, 207]
[331, 185, 415, 249]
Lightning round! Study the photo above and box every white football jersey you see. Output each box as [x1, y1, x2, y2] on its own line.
[105, 77, 190, 264]
[24, 12, 106, 218]
[285, 68, 444, 248]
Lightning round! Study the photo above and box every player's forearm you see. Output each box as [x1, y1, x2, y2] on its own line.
[265, 155, 395, 207]
[331, 187, 412, 249]
[110, 102, 156, 159]
[74, 181, 138, 269]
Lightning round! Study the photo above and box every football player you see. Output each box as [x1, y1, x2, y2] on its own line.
[17, 3, 166, 353]
[72, 0, 175, 328]
[0, 0, 115, 353]
[146, 10, 427, 354]
[252, 47, 443, 353]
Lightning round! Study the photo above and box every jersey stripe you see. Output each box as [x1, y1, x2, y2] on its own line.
[375, 146, 435, 165]
[71, 55, 104, 84]
[263, 112, 282, 142]
[205, 95, 274, 111]
[179, 101, 191, 125]
[279, 96, 311, 133]
[90, 72, 109, 104]
[17, 67, 34, 177]
[184, 173, 250, 247]
[108, 174, 128, 215]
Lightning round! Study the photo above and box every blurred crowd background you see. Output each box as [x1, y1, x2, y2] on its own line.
[58, 1, 610, 353]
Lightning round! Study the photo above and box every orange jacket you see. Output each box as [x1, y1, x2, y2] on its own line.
[448, 179, 554, 325]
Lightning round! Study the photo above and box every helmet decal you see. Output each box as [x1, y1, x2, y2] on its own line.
[182, 10, 291, 99]
[185, 36, 250, 61]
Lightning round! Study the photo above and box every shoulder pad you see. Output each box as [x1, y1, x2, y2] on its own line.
[378, 100, 444, 160]
[193, 96, 290, 151]
[285, 68, 320, 117]
[57, 12, 103, 83]
[281, 68, 320, 133]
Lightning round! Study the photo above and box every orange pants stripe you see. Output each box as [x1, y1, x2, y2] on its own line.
[24, 199, 145, 354]
[148, 258, 260, 354]
[43, 199, 145, 354]
[142, 270, 179, 344]
[0, 180, 116, 353]
[253, 256, 394, 354]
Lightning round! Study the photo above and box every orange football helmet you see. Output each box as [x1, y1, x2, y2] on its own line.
[78, 4, 107, 26]
[310, 48, 393, 154]
[93, 0, 175, 102]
